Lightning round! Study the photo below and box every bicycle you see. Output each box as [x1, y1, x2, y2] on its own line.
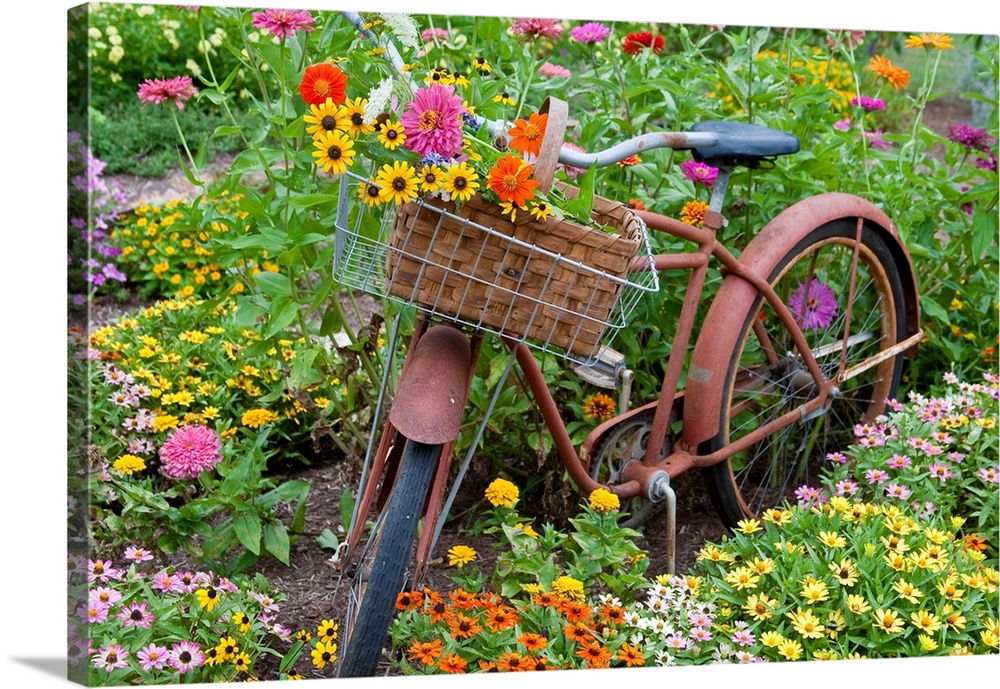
[329, 13, 923, 679]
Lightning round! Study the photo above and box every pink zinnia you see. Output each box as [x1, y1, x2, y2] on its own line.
[159, 425, 222, 479]
[570, 22, 610, 44]
[136, 75, 198, 110]
[401, 83, 466, 158]
[421, 27, 449, 42]
[93, 644, 129, 673]
[510, 18, 564, 41]
[137, 643, 170, 672]
[788, 278, 839, 331]
[251, 8, 315, 39]
[680, 159, 719, 188]
[538, 62, 571, 79]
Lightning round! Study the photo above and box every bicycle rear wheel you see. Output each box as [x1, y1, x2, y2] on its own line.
[704, 220, 907, 526]
[337, 439, 440, 678]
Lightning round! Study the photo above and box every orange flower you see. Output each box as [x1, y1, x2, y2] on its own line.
[487, 154, 538, 207]
[680, 200, 709, 228]
[485, 604, 519, 632]
[407, 639, 443, 666]
[496, 651, 528, 672]
[616, 642, 645, 667]
[508, 112, 548, 157]
[627, 198, 648, 211]
[422, 589, 447, 622]
[868, 55, 910, 90]
[582, 393, 616, 421]
[576, 640, 612, 668]
[437, 653, 467, 674]
[532, 591, 562, 607]
[516, 632, 548, 652]
[598, 603, 626, 626]
[559, 598, 592, 623]
[563, 622, 593, 644]
[446, 612, 483, 639]
[395, 590, 423, 611]
[616, 154, 641, 167]
[448, 588, 477, 609]
[965, 534, 988, 553]
[299, 63, 347, 106]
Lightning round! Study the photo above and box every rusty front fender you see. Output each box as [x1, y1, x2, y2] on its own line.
[682, 192, 920, 450]
[389, 325, 472, 445]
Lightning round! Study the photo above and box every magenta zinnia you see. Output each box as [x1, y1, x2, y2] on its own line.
[401, 83, 466, 158]
[251, 8, 315, 39]
[136, 76, 198, 109]
[159, 424, 222, 478]
[788, 279, 839, 331]
[509, 18, 564, 41]
[570, 22, 610, 44]
[680, 159, 719, 188]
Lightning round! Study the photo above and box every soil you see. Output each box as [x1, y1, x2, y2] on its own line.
[84, 98, 970, 681]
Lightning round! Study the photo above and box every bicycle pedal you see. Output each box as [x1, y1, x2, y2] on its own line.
[571, 346, 626, 389]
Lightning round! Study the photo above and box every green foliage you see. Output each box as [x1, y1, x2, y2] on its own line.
[78, 295, 373, 573]
[78, 560, 299, 684]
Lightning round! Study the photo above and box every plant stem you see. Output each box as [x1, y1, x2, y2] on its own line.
[170, 109, 204, 187]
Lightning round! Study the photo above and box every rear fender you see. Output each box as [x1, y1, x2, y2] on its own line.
[389, 326, 472, 445]
[683, 192, 919, 449]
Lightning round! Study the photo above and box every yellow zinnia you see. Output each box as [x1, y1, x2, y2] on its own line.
[484, 478, 519, 508]
[588, 488, 620, 514]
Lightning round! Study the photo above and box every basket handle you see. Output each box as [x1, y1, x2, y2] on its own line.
[533, 96, 569, 194]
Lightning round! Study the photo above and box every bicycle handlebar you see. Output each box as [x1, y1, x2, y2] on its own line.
[339, 10, 720, 169]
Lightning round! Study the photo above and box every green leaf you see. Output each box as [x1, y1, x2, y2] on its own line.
[233, 509, 262, 555]
[279, 642, 305, 675]
[919, 295, 950, 325]
[339, 488, 356, 531]
[264, 298, 302, 339]
[970, 204, 999, 262]
[263, 521, 291, 565]
[252, 271, 292, 298]
[317, 528, 341, 551]
[212, 125, 243, 138]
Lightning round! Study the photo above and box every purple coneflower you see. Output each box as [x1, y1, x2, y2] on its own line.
[865, 129, 893, 150]
[251, 8, 315, 39]
[159, 424, 223, 479]
[680, 159, 719, 188]
[788, 279, 838, 331]
[947, 122, 995, 152]
[137, 76, 198, 109]
[570, 22, 611, 44]
[401, 83, 466, 158]
[850, 95, 886, 111]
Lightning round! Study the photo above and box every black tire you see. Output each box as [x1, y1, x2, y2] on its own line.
[337, 440, 440, 678]
[704, 220, 907, 526]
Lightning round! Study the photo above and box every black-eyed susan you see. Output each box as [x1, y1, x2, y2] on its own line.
[311, 640, 337, 669]
[196, 586, 222, 612]
[375, 161, 420, 205]
[342, 97, 375, 138]
[317, 619, 338, 643]
[378, 120, 407, 150]
[231, 611, 252, 633]
[529, 200, 552, 222]
[357, 179, 384, 207]
[304, 97, 349, 138]
[493, 91, 515, 106]
[311, 130, 356, 175]
[441, 162, 479, 203]
[499, 200, 520, 221]
[232, 652, 252, 672]
[472, 56, 492, 74]
[418, 163, 444, 194]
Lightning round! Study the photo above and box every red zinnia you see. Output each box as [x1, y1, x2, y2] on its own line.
[299, 63, 348, 107]
[623, 31, 664, 56]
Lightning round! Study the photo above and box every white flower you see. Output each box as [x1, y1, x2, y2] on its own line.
[136, 5, 156, 17]
[381, 13, 419, 50]
[363, 77, 396, 124]
[108, 46, 125, 63]
[88, 27, 102, 39]
[186, 59, 202, 77]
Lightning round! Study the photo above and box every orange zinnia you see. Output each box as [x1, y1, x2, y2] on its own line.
[516, 632, 548, 652]
[508, 112, 548, 157]
[446, 612, 483, 639]
[449, 587, 477, 609]
[576, 641, 612, 668]
[395, 590, 423, 611]
[868, 55, 910, 91]
[485, 605, 519, 632]
[616, 642, 645, 667]
[496, 651, 528, 672]
[437, 653, 468, 674]
[299, 63, 348, 106]
[563, 622, 592, 644]
[487, 154, 537, 208]
[407, 639, 443, 666]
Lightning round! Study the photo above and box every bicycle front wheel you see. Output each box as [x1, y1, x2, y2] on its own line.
[704, 220, 907, 525]
[337, 439, 440, 678]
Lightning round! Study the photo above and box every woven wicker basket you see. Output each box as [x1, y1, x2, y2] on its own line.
[385, 97, 645, 358]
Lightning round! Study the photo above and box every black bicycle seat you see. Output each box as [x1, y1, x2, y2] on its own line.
[690, 120, 800, 167]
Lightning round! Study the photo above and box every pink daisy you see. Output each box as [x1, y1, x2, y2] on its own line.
[788, 278, 839, 331]
[93, 644, 129, 673]
[137, 643, 170, 672]
[117, 601, 156, 628]
[401, 83, 466, 158]
[251, 8, 315, 39]
[124, 545, 154, 563]
[159, 425, 223, 479]
[884, 483, 912, 499]
[886, 453, 912, 469]
[136, 76, 198, 110]
[927, 462, 954, 482]
[151, 570, 180, 593]
[168, 640, 205, 674]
